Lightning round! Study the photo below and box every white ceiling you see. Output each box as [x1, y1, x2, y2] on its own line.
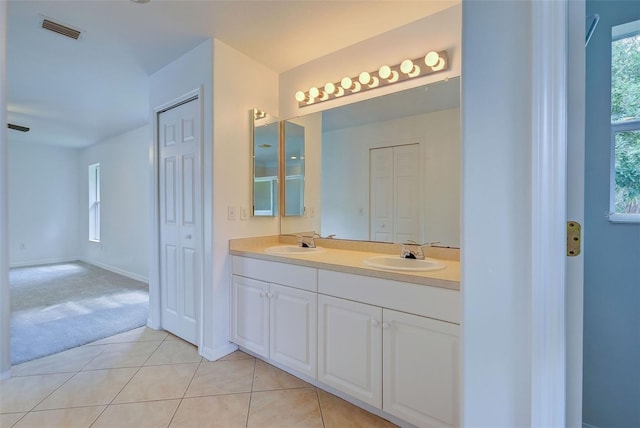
[6, 0, 458, 149]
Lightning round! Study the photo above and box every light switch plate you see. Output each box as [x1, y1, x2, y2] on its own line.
[228, 206, 237, 221]
[240, 207, 249, 220]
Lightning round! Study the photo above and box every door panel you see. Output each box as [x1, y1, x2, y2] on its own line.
[270, 283, 317, 378]
[370, 144, 420, 243]
[159, 97, 201, 345]
[231, 275, 269, 358]
[318, 294, 382, 408]
[370, 147, 394, 242]
[383, 309, 459, 427]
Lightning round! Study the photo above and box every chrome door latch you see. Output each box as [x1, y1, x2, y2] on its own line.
[567, 221, 581, 257]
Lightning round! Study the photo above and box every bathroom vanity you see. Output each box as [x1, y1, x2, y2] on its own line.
[229, 236, 460, 428]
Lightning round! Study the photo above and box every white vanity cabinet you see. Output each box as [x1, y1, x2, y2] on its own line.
[318, 269, 460, 428]
[318, 294, 383, 408]
[231, 256, 317, 378]
[230, 254, 460, 428]
[383, 309, 459, 428]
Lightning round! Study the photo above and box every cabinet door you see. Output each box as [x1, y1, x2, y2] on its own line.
[318, 294, 382, 408]
[269, 284, 317, 378]
[231, 275, 269, 358]
[383, 309, 460, 428]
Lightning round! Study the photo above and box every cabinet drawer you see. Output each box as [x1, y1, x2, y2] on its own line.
[318, 269, 459, 324]
[232, 256, 317, 292]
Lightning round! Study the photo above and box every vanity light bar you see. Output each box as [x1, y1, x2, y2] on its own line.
[295, 50, 448, 107]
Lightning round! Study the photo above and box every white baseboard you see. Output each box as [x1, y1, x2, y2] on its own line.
[200, 342, 239, 362]
[10, 256, 78, 268]
[80, 258, 148, 284]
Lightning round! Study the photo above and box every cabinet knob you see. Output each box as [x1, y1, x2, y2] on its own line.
[382, 322, 391, 329]
[371, 319, 380, 327]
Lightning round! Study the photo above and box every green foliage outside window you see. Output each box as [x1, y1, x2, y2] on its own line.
[612, 33, 640, 215]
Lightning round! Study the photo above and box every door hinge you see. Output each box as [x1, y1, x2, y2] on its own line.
[567, 221, 581, 257]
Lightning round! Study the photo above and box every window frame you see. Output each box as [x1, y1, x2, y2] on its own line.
[88, 163, 101, 241]
[608, 24, 640, 223]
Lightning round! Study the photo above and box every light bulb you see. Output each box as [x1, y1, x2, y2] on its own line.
[309, 87, 322, 99]
[424, 51, 440, 67]
[359, 71, 372, 85]
[340, 77, 361, 92]
[295, 91, 308, 103]
[378, 65, 391, 79]
[431, 57, 446, 71]
[341, 76, 354, 90]
[379, 65, 398, 83]
[400, 59, 420, 77]
[324, 82, 336, 95]
[400, 59, 414, 75]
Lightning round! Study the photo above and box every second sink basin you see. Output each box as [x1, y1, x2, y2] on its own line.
[363, 255, 445, 272]
[264, 245, 325, 255]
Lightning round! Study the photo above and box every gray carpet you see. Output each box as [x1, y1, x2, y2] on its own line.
[10, 261, 149, 365]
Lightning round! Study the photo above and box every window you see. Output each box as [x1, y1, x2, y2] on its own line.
[89, 163, 100, 241]
[609, 20, 640, 222]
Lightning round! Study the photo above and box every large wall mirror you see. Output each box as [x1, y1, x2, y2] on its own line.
[280, 76, 461, 247]
[251, 109, 279, 216]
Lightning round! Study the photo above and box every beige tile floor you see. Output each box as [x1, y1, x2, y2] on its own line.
[1, 327, 397, 428]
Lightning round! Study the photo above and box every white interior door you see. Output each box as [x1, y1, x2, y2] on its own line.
[370, 147, 394, 242]
[370, 144, 420, 243]
[393, 144, 420, 243]
[159, 98, 201, 345]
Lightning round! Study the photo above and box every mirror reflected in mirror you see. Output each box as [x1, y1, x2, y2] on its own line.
[283, 120, 305, 216]
[251, 109, 279, 217]
[281, 76, 461, 247]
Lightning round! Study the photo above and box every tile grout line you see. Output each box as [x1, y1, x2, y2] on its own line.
[165, 354, 204, 427]
[245, 357, 257, 428]
[316, 387, 327, 428]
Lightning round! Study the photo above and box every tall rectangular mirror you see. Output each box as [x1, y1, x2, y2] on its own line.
[251, 109, 279, 216]
[282, 120, 305, 216]
[280, 76, 461, 247]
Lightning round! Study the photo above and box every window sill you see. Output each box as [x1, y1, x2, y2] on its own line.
[89, 239, 101, 243]
[608, 213, 640, 224]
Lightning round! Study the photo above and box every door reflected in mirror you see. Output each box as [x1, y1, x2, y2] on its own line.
[280, 76, 461, 247]
[282, 120, 305, 217]
[251, 109, 279, 216]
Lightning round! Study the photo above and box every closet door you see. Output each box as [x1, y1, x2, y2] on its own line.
[159, 97, 201, 345]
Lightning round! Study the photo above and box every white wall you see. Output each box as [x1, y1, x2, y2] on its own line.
[150, 38, 279, 360]
[1, 0, 10, 378]
[461, 1, 533, 426]
[79, 125, 151, 282]
[8, 142, 80, 267]
[211, 39, 279, 358]
[149, 38, 214, 349]
[321, 108, 460, 246]
[279, 5, 461, 120]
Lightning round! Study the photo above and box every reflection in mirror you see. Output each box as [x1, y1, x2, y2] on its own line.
[282, 120, 305, 216]
[251, 109, 279, 216]
[280, 76, 461, 247]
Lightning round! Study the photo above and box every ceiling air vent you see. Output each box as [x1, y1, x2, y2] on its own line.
[8, 124, 30, 132]
[41, 18, 81, 40]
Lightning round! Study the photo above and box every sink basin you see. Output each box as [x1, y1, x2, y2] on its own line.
[264, 245, 325, 255]
[363, 255, 445, 272]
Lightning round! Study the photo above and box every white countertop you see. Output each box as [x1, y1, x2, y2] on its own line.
[229, 236, 460, 291]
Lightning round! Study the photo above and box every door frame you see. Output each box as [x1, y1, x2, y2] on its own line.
[149, 87, 205, 351]
[531, 0, 584, 425]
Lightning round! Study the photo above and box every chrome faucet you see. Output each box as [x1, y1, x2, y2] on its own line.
[298, 232, 320, 248]
[400, 241, 441, 260]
